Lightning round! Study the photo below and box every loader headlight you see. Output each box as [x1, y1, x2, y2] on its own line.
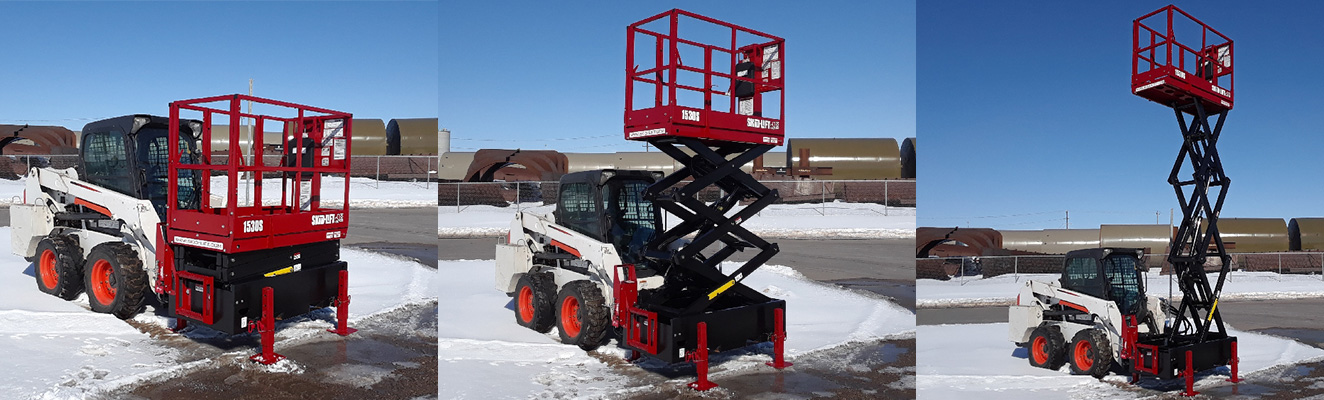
[188, 122, 203, 139]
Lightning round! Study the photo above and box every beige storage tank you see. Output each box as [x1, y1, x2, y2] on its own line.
[900, 137, 915, 179]
[351, 119, 388, 156]
[1099, 224, 1171, 253]
[438, 152, 476, 181]
[205, 125, 282, 154]
[786, 138, 901, 180]
[1290, 218, 1324, 251]
[387, 118, 439, 155]
[1000, 230, 1043, 253]
[1207, 218, 1288, 253]
[1039, 229, 1100, 254]
[567, 152, 683, 175]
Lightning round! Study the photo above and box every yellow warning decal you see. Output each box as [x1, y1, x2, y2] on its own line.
[264, 266, 294, 278]
[1206, 299, 1219, 322]
[707, 280, 736, 300]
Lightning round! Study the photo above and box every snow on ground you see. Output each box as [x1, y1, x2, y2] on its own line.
[438, 259, 915, 399]
[918, 271, 1324, 308]
[437, 201, 916, 239]
[0, 227, 437, 399]
[917, 323, 1324, 399]
[0, 176, 435, 208]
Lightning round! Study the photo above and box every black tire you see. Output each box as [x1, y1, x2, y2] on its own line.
[1069, 328, 1113, 378]
[33, 235, 83, 300]
[556, 280, 610, 351]
[513, 273, 556, 333]
[1027, 325, 1067, 370]
[83, 243, 147, 320]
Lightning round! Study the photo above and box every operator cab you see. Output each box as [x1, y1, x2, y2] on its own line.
[554, 169, 663, 263]
[79, 115, 203, 220]
[1060, 248, 1148, 316]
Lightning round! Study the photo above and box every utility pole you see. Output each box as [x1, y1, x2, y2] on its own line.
[1065, 210, 1069, 229]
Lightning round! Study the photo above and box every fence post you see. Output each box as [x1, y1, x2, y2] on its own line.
[376, 156, 382, 189]
[456, 182, 461, 213]
[884, 180, 889, 216]
[1279, 253, 1283, 276]
[820, 181, 826, 216]
[516, 182, 521, 213]
[1014, 256, 1019, 278]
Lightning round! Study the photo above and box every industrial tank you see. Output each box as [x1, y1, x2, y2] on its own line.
[1290, 218, 1324, 251]
[900, 137, 916, 179]
[785, 138, 901, 180]
[1000, 230, 1043, 253]
[567, 152, 683, 175]
[438, 152, 476, 181]
[1039, 229, 1100, 254]
[1099, 224, 1171, 253]
[351, 119, 388, 156]
[1208, 218, 1289, 253]
[386, 118, 439, 155]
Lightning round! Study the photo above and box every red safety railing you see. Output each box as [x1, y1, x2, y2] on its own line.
[166, 94, 352, 254]
[626, 9, 785, 146]
[1133, 5, 1234, 113]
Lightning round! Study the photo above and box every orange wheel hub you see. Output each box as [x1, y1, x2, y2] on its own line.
[91, 259, 116, 306]
[39, 249, 57, 289]
[560, 296, 581, 338]
[1032, 336, 1048, 365]
[1075, 340, 1093, 370]
[518, 286, 534, 323]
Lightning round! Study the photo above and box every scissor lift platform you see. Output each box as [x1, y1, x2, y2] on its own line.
[1132, 5, 1234, 114]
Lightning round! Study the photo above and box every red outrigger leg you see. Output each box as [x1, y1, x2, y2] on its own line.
[1180, 350, 1199, 397]
[327, 270, 357, 336]
[687, 322, 718, 391]
[766, 307, 792, 369]
[249, 287, 286, 365]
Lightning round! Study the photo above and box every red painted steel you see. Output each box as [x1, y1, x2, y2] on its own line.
[173, 270, 215, 325]
[686, 321, 718, 391]
[616, 264, 660, 355]
[327, 270, 357, 336]
[248, 287, 286, 365]
[1181, 350, 1199, 397]
[1133, 5, 1234, 113]
[170, 318, 187, 333]
[625, 9, 785, 146]
[765, 307, 792, 369]
[165, 94, 353, 255]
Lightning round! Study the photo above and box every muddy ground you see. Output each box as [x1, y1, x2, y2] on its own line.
[117, 300, 438, 400]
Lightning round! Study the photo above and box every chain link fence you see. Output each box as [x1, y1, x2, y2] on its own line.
[437, 179, 915, 214]
[0, 154, 438, 188]
[918, 252, 1324, 281]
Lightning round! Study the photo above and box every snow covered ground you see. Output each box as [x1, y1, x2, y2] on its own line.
[438, 259, 915, 398]
[917, 322, 1324, 399]
[918, 271, 1324, 308]
[0, 227, 438, 399]
[437, 201, 916, 239]
[0, 176, 436, 208]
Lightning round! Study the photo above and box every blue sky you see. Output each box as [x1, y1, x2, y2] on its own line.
[0, 2, 437, 130]
[440, 1, 915, 153]
[918, 1, 1324, 230]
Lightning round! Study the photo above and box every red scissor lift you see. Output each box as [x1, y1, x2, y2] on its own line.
[1128, 6, 1237, 396]
[162, 95, 356, 363]
[619, 10, 789, 390]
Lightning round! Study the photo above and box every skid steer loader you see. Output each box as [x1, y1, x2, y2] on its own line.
[10, 95, 356, 363]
